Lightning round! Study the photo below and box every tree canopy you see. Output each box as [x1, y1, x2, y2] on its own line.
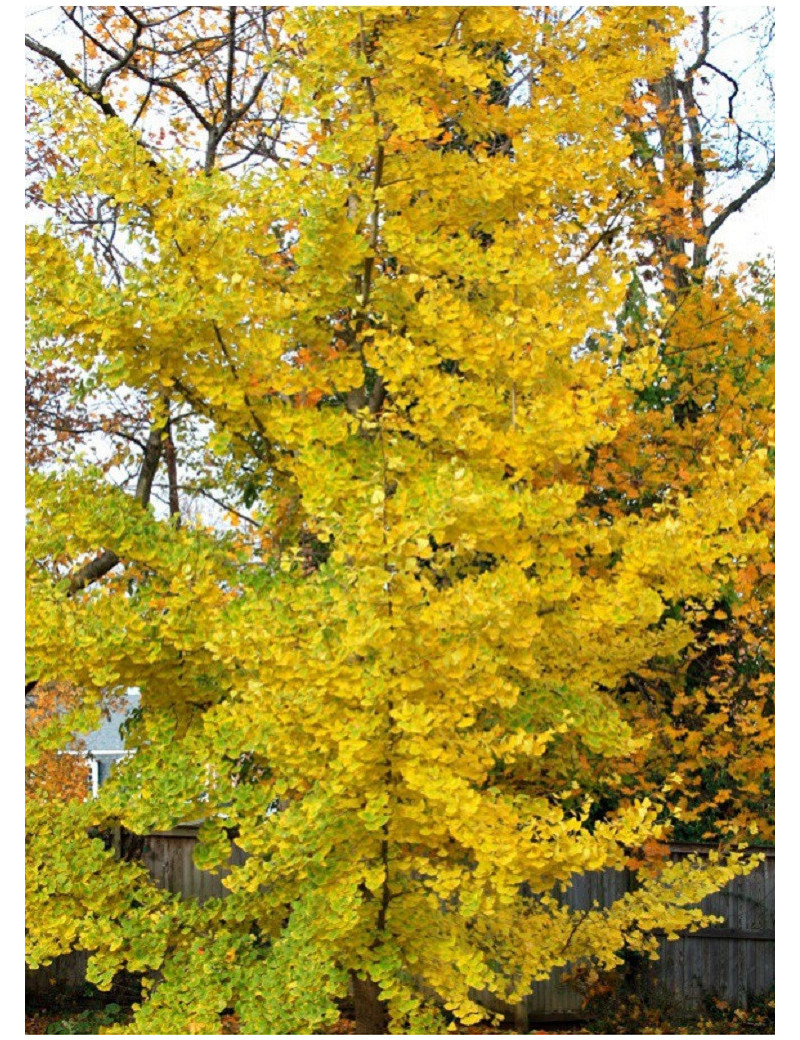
[26, 7, 773, 1034]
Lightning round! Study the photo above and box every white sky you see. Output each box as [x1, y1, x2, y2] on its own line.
[713, 180, 774, 268]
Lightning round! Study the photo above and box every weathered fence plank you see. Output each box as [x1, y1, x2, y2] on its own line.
[141, 828, 247, 902]
[25, 950, 89, 1003]
[644, 847, 775, 1019]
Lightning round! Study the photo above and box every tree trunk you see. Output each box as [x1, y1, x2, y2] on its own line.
[350, 971, 389, 1035]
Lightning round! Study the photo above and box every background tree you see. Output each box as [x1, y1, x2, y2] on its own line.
[636, 7, 774, 291]
[583, 268, 774, 843]
[25, 680, 94, 803]
[576, 6, 775, 842]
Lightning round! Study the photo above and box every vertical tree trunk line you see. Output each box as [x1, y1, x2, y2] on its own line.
[350, 971, 390, 1035]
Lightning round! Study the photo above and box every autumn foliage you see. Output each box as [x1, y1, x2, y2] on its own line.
[26, 7, 773, 1034]
[25, 681, 91, 804]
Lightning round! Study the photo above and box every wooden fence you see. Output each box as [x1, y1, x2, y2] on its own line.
[479, 844, 775, 1025]
[27, 830, 774, 1023]
[141, 825, 248, 901]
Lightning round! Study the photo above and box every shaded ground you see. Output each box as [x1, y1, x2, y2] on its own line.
[25, 997, 775, 1036]
[25, 974, 775, 1036]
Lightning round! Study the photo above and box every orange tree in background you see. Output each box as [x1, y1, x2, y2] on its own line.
[587, 271, 774, 843]
[26, 8, 773, 1034]
[25, 680, 92, 803]
[579, 8, 774, 842]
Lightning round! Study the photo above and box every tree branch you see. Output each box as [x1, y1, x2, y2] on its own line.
[164, 422, 181, 525]
[24, 423, 167, 698]
[677, 75, 707, 269]
[705, 154, 775, 243]
[63, 425, 163, 597]
[684, 7, 710, 78]
[25, 34, 162, 171]
[704, 61, 740, 122]
[26, 35, 119, 122]
[224, 6, 237, 119]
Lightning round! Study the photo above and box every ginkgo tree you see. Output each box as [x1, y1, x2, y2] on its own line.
[26, 7, 773, 1035]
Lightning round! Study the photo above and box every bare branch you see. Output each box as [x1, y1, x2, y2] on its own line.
[26, 33, 162, 171]
[684, 7, 711, 77]
[63, 425, 164, 596]
[704, 61, 740, 121]
[181, 485, 261, 527]
[705, 154, 775, 243]
[26, 34, 119, 121]
[164, 422, 181, 525]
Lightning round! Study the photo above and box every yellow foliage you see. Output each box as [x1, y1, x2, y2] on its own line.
[25, 7, 770, 1034]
